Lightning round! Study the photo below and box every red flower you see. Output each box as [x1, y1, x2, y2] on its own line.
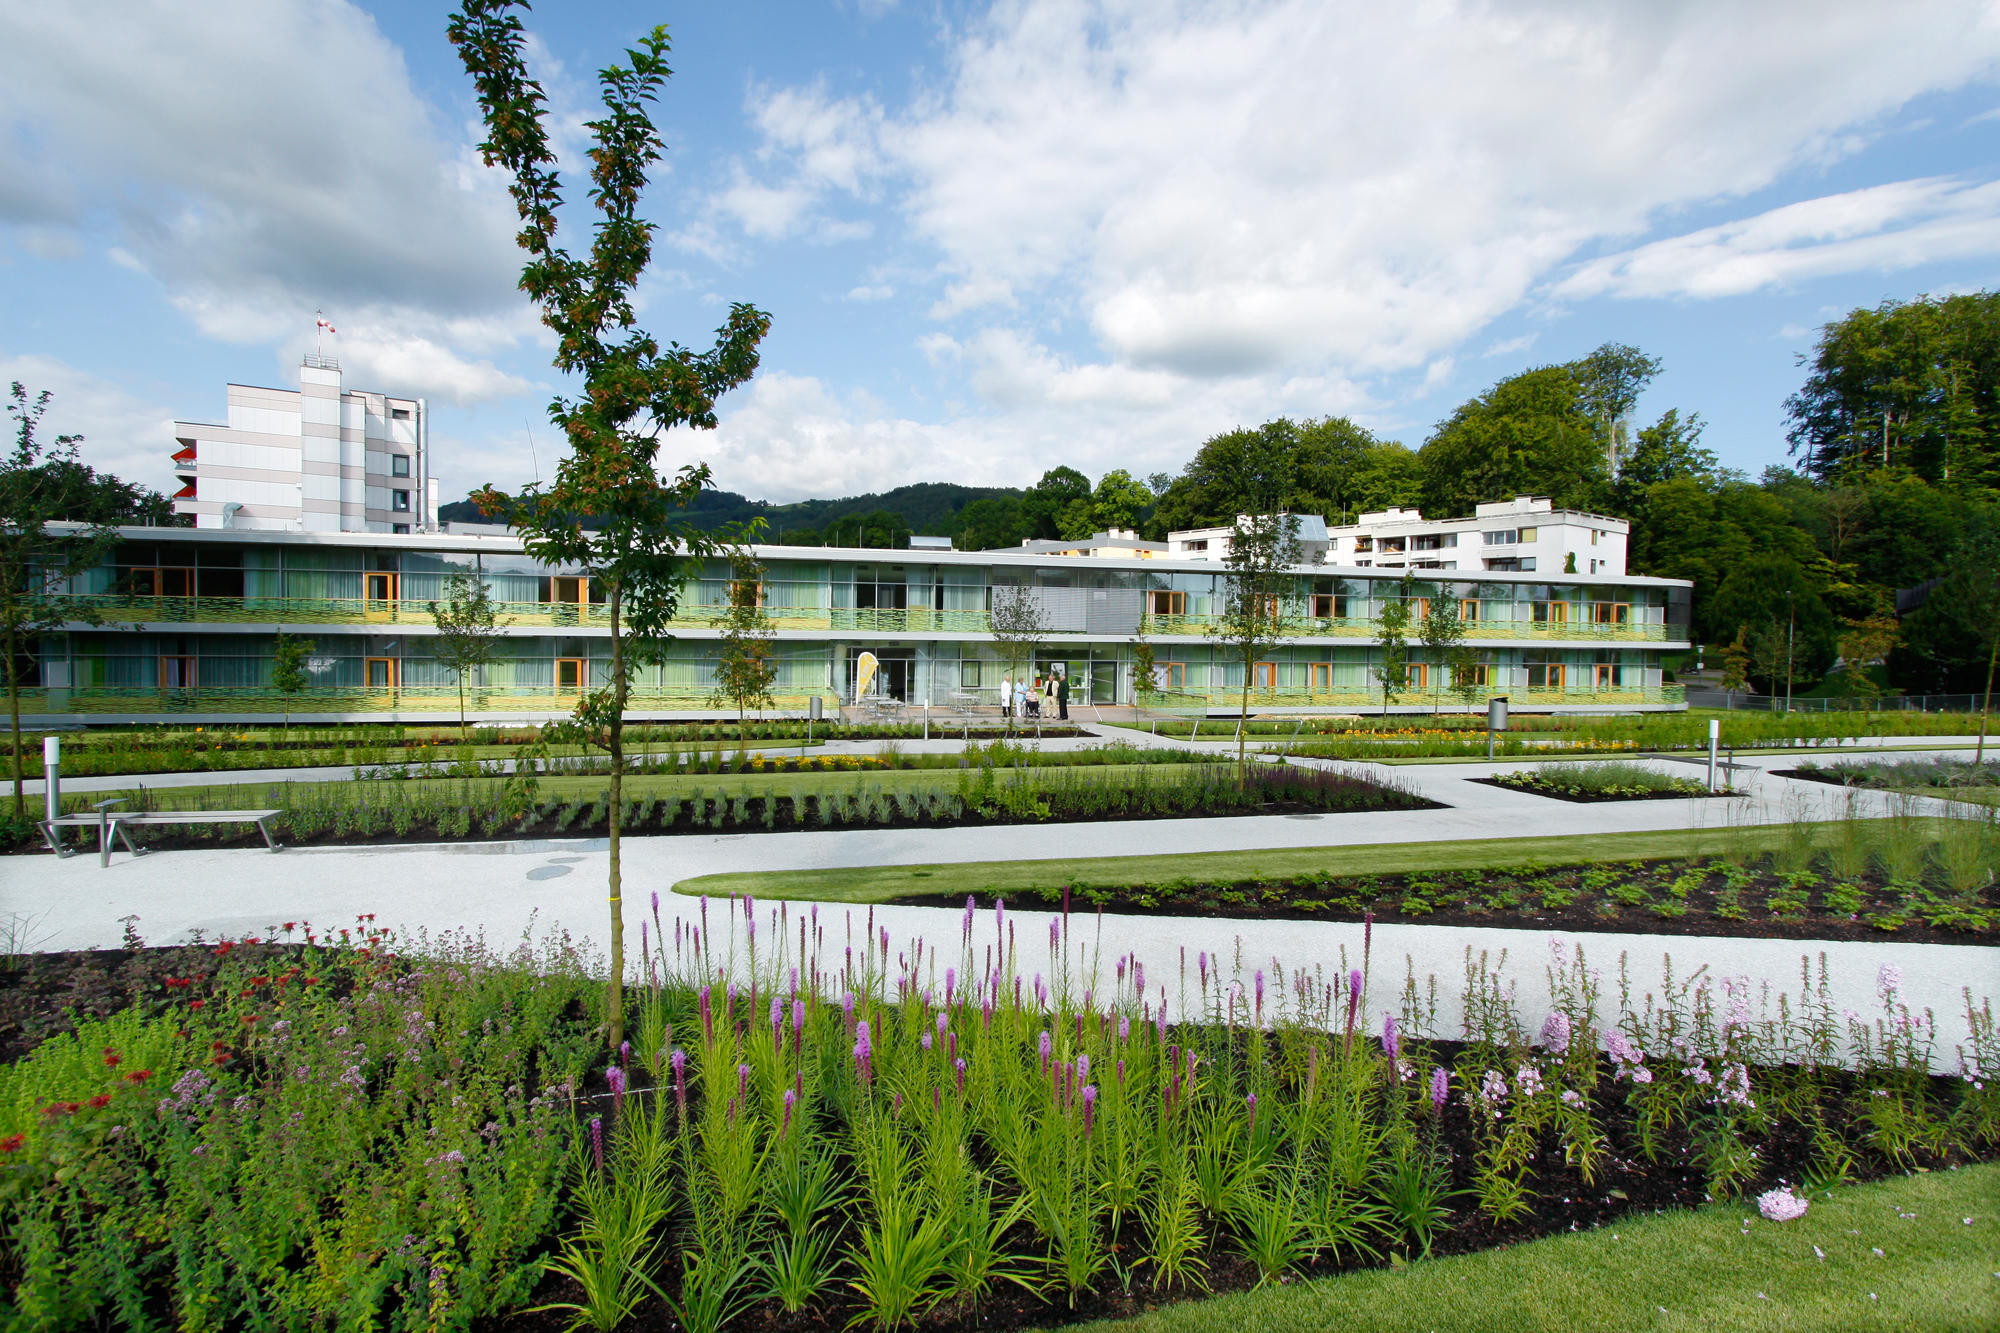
[127, 1070, 154, 1084]
[103, 1049, 122, 1068]
[240, 1014, 258, 1026]
[87, 1095, 112, 1110]
[41, 1102, 77, 1119]
[281, 922, 296, 933]
[188, 1000, 205, 1011]
[0, 1134, 23, 1153]
[163, 977, 190, 989]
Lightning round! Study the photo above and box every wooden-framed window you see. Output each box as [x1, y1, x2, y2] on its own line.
[1590, 601, 1629, 625]
[1459, 598, 1481, 622]
[1156, 661, 1187, 690]
[1312, 593, 1349, 619]
[1408, 662, 1429, 690]
[1309, 662, 1331, 690]
[1532, 600, 1569, 625]
[1453, 661, 1490, 687]
[1526, 662, 1565, 688]
[158, 655, 196, 688]
[364, 657, 399, 689]
[556, 658, 587, 691]
[1251, 661, 1277, 689]
[130, 567, 195, 598]
[1149, 590, 1186, 616]
[1594, 662, 1618, 689]
[364, 572, 399, 603]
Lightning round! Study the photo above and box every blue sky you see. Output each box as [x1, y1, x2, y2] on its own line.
[4, 0, 1998, 508]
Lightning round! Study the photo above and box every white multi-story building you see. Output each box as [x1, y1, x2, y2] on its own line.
[171, 357, 438, 534]
[1164, 514, 1331, 564]
[1325, 497, 1628, 577]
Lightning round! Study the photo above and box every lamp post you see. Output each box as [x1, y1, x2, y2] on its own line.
[1784, 590, 1795, 714]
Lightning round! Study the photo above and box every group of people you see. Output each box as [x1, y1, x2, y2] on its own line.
[997, 669, 1070, 721]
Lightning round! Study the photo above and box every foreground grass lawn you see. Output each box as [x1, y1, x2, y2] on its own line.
[674, 823, 1888, 903]
[1049, 1164, 2000, 1333]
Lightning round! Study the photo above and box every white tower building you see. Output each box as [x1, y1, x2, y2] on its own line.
[171, 356, 436, 533]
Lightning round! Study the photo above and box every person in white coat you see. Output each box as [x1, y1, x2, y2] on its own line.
[999, 673, 1012, 719]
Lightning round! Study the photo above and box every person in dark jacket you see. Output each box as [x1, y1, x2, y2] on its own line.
[1056, 668, 1070, 720]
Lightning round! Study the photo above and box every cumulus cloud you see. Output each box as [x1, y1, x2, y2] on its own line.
[0, 0, 536, 403]
[715, 0, 2000, 381]
[0, 352, 180, 495]
[1552, 177, 2000, 301]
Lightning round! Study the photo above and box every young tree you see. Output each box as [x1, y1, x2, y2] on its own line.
[2, 384, 117, 819]
[1418, 588, 1467, 715]
[1449, 645, 1484, 713]
[988, 584, 1047, 733]
[1129, 635, 1160, 702]
[428, 571, 511, 741]
[1208, 512, 1302, 768]
[269, 633, 314, 733]
[449, 0, 771, 1049]
[710, 552, 777, 730]
[1719, 628, 1751, 697]
[1373, 577, 1413, 715]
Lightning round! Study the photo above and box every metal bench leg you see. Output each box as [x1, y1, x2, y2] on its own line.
[98, 812, 114, 868]
[118, 821, 146, 858]
[258, 817, 282, 851]
[40, 821, 72, 858]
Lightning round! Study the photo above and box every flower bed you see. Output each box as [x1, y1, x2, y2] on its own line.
[896, 851, 1997, 941]
[1479, 761, 1722, 803]
[15, 763, 1432, 856]
[1, 915, 1993, 1330]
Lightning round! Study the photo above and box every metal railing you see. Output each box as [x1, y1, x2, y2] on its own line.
[17, 685, 843, 716]
[57, 594, 1672, 642]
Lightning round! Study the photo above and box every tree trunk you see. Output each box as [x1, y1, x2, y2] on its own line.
[459, 674, 468, 745]
[606, 584, 626, 1053]
[7, 621, 23, 820]
[1978, 623, 1999, 766]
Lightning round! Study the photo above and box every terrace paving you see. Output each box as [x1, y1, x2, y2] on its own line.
[6, 739, 1992, 1067]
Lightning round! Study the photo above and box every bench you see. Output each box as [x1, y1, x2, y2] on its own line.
[41, 799, 284, 867]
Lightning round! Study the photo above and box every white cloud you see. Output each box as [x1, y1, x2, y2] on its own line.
[0, 352, 180, 495]
[846, 284, 897, 301]
[1552, 177, 2000, 301]
[720, 0, 2000, 387]
[1481, 335, 1539, 360]
[0, 0, 536, 401]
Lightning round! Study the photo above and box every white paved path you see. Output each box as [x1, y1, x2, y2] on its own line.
[5, 746, 1993, 1069]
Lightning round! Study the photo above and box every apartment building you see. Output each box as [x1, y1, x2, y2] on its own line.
[1325, 496, 1629, 576]
[1163, 514, 1332, 563]
[26, 525, 1691, 723]
[171, 358, 439, 534]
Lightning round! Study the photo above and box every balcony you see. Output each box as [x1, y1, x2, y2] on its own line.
[1140, 612, 1671, 643]
[17, 684, 842, 717]
[55, 594, 998, 636]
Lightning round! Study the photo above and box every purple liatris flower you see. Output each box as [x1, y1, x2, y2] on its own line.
[995, 897, 1004, 934]
[963, 895, 976, 939]
[771, 996, 783, 1042]
[842, 991, 856, 1025]
[955, 1056, 968, 1095]
[921, 1031, 933, 1052]
[781, 1087, 796, 1137]
[945, 967, 956, 1005]
[619, 1040, 631, 1066]
[1382, 1013, 1399, 1061]
[606, 1064, 626, 1114]
[1038, 1030, 1053, 1073]
[793, 998, 806, 1041]
[1246, 1092, 1259, 1135]
[1081, 1084, 1098, 1136]
[589, 1115, 604, 1172]
[1254, 969, 1265, 1019]
[1119, 1016, 1131, 1042]
[746, 915, 756, 944]
[699, 986, 714, 1041]
[1430, 1066, 1449, 1112]
[671, 1048, 688, 1117]
[1077, 1052, 1091, 1083]
[1541, 1010, 1572, 1052]
[738, 1062, 751, 1102]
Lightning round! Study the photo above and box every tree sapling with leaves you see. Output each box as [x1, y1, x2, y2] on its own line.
[710, 552, 778, 733]
[1208, 512, 1302, 768]
[429, 570, 511, 742]
[269, 633, 315, 733]
[448, 0, 771, 1050]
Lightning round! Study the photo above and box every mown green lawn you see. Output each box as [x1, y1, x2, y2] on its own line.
[1045, 1164, 2000, 1333]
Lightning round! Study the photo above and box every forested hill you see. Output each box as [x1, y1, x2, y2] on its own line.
[438, 481, 1022, 546]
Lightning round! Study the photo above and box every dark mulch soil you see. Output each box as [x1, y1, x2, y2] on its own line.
[892, 859, 1995, 945]
[1469, 776, 1734, 803]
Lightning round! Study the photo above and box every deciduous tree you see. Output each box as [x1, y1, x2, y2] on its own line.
[449, 0, 771, 1049]
[428, 571, 510, 741]
[1209, 513, 1302, 769]
[710, 553, 778, 729]
[269, 632, 314, 733]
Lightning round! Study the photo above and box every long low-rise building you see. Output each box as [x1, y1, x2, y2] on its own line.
[23, 525, 1692, 723]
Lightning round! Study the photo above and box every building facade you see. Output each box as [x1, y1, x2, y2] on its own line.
[24, 525, 1691, 723]
[1324, 496, 1629, 576]
[171, 358, 438, 534]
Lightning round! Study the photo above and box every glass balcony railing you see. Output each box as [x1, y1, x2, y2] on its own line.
[1141, 613, 1671, 642]
[16, 685, 844, 716]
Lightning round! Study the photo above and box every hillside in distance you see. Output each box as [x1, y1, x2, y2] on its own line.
[437, 481, 1023, 547]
